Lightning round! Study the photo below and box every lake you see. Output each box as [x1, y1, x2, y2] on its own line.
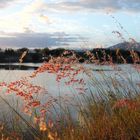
[0, 63, 140, 122]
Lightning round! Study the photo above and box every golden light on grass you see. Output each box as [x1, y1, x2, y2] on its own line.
[19, 51, 28, 63]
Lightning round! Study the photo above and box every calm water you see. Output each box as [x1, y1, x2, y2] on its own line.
[0, 64, 140, 121]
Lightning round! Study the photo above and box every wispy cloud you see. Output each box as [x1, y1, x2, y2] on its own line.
[45, 0, 140, 13]
[0, 0, 46, 33]
[0, 0, 18, 8]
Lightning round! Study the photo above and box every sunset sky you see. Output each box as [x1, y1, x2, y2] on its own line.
[0, 0, 140, 49]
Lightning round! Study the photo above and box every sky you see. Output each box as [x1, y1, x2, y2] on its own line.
[0, 0, 140, 49]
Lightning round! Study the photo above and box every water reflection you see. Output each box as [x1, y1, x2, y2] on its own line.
[0, 63, 39, 70]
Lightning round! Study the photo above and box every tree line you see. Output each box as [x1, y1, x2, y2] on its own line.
[0, 47, 139, 63]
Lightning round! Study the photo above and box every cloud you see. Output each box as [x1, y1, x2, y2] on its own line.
[0, 32, 78, 49]
[0, 0, 19, 8]
[45, 0, 140, 13]
[0, 0, 47, 33]
[38, 14, 50, 23]
[23, 27, 34, 33]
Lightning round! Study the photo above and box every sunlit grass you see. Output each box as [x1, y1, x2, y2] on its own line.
[0, 48, 140, 140]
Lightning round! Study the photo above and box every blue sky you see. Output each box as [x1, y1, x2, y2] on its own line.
[0, 0, 140, 49]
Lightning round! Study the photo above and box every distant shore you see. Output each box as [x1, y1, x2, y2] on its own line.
[0, 64, 38, 70]
[0, 47, 139, 64]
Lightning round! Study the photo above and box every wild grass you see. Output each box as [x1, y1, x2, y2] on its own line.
[0, 45, 140, 140]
